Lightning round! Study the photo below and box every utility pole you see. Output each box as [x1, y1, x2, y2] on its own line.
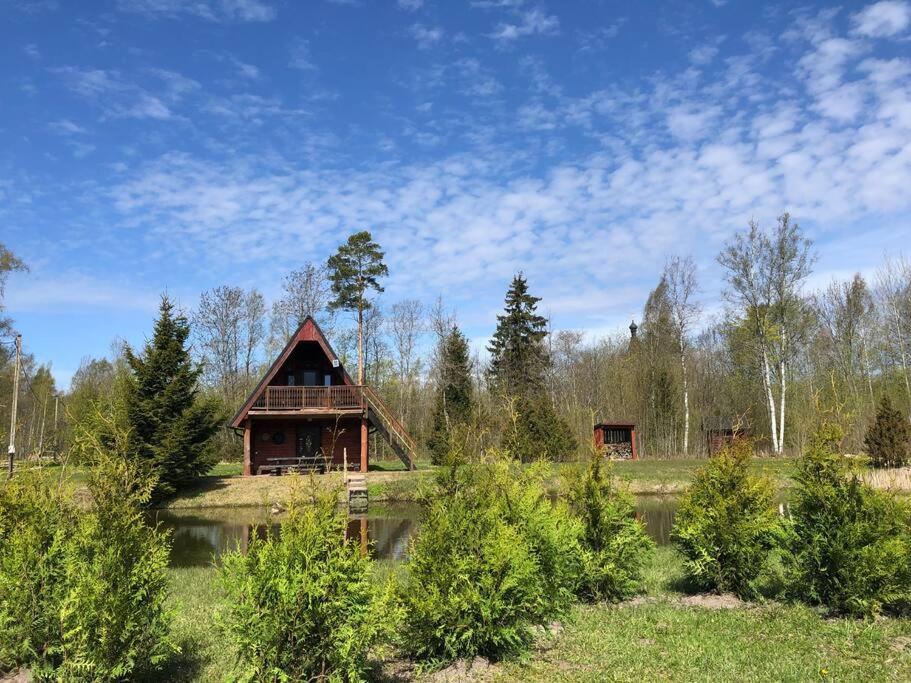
[7, 334, 21, 478]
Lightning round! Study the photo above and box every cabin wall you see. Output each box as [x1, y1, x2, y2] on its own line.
[249, 417, 364, 473]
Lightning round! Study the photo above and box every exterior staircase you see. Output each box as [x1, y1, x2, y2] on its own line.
[362, 386, 417, 470]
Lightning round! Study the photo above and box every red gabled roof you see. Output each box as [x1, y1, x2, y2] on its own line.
[230, 316, 353, 427]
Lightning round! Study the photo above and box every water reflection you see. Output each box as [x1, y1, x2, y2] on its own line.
[149, 504, 421, 568]
[152, 496, 716, 568]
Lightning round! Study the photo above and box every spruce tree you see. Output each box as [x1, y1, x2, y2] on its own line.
[428, 326, 474, 463]
[487, 273, 549, 395]
[126, 296, 221, 501]
[488, 274, 576, 460]
[864, 395, 910, 468]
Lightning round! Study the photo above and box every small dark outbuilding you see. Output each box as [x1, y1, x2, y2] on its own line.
[593, 422, 638, 460]
[703, 417, 749, 454]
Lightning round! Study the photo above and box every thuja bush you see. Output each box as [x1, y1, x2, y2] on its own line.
[671, 438, 782, 598]
[864, 395, 910, 468]
[0, 408, 176, 681]
[479, 456, 584, 619]
[220, 481, 394, 682]
[569, 452, 654, 602]
[786, 424, 911, 617]
[56, 452, 174, 680]
[0, 474, 69, 675]
[400, 447, 581, 666]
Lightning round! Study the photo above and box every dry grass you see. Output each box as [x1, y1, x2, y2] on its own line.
[863, 466, 911, 492]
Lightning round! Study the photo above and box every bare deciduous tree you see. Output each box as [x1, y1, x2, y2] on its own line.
[664, 255, 700, 455]
[269, 263, 336, 352]
[718, 214, 814, 454]
[389, 299, 424, 421]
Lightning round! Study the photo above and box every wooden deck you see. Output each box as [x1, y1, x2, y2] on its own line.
[249, 385, 365, 413]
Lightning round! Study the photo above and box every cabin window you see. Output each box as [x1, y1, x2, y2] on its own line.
[286, 373, 295, 386]
[303, 370, 318, 386]
[271, 432, 285, 445]
[323, 374, 332, 386]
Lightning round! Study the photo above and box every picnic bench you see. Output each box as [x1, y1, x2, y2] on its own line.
[256, 455, 328, 476]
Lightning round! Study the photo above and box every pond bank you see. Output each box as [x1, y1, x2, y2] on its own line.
[160, 457, 804, 509]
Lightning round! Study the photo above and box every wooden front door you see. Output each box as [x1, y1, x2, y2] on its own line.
[296, 424, 321, 459]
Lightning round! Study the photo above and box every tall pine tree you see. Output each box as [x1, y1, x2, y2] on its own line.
[126, 296, 221, 501]
[488, 274, 576, 461]
[428, 326, 474, 463]
[326, 231, 388, 385]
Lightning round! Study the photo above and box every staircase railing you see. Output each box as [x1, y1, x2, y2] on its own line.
[361, 386, 417, 468]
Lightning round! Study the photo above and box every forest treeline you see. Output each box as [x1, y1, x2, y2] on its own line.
[2, 212, 911, 462]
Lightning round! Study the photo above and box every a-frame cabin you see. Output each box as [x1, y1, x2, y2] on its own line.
[231, 317, 416, 475]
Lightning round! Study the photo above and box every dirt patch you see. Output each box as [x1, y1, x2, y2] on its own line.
[426, 657, 494, 683]
[891, 636, 911, 653]
[679, 593, 746, 609]
[0, 670, 30, 683]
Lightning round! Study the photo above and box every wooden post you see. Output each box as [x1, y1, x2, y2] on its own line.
[360, 517, 368, 557]
[7, 334, 21, 478]
[243, 418, 252, 476]
[630, 426, 639, 461]
[360, 417, 368, 473]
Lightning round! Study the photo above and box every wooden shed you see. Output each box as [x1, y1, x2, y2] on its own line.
[231, 316, 416, 475]
[593, 422, 638, 460]
[703, 417, 749, 454]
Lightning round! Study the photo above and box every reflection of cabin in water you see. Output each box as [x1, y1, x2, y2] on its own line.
[703, 417, 749, 454]
[231, 316, 416, 475]
[594, 422, 638, 460]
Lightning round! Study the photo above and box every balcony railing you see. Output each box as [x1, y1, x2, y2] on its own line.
[250, 385, 365, 412]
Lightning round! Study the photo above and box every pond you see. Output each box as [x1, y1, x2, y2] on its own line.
[151, 496, 683, 568]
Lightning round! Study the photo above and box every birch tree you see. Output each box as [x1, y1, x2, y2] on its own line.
[876, 256, 911, 421]
[718, 214, 814, 454]
[664, 255, 700, 455]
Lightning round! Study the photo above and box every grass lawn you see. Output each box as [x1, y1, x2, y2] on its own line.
[161, 547, 911, 682]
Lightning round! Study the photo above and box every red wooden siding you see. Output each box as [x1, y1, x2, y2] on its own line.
[249, 417, 364, 472]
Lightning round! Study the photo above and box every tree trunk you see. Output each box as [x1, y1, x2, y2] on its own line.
[357, 305, 364, 385]
[761, 345, 780, 453]
[778, 357, 786, 455]
[680, 346, 689, 456]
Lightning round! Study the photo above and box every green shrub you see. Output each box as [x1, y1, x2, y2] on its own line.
[502, 396, 578, 462]
[569, 453, 655, 602]
[480, 457, 584, 618]
[0, 408, 176, 681]
[220, 481, 393, 682]
[864, 395, 910, 468]
[56, 454, 175, 680]
[0, 474, 69, 674]
[786, 424, 911, 617]
[401, 449, 578, 666]
[671, 438, 781, 598]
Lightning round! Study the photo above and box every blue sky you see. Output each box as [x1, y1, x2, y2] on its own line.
[2, 0, 911, 388]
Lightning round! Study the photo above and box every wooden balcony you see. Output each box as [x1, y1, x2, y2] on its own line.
[249, 385, 365, 414]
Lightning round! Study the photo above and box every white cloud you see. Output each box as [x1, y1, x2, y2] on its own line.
[490, 9, 559, 41]
[410, 24, 444, 49]
[116, 0, 275, 22]
[48, 119, 88, 135]
[397, 0, 423, 10]
[852, 0, 911, 37]
[289, 39, 317, 70]
[689, 44, 719, 65]
[51, 66, 198, 120]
